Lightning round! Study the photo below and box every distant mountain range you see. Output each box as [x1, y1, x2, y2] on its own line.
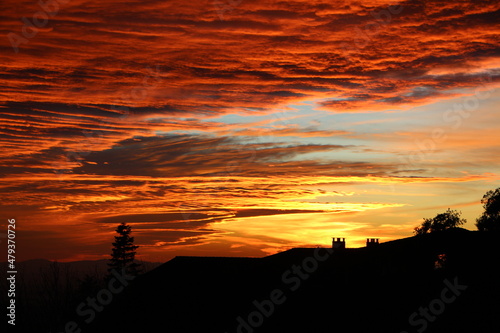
[0, 259, 161, 284]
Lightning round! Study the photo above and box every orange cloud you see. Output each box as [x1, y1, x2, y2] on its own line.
[1, 0, 499, 262]
[0, 0, 498, 112]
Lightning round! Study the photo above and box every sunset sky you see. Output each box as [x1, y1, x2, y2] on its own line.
[1, 0, 499, 262]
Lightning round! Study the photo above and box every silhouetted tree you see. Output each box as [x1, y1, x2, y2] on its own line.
[476, 188, 500, 232]
[108, 223, 142, 276]
[414, 208, 466, 235]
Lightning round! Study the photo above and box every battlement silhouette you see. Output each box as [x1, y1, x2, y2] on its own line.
[366, 238, 380, 247]
[331, 237, 380, 249]
[332, 237, 346, 249]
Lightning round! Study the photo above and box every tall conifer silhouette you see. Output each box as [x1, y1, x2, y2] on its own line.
[108, 222, 141, 276]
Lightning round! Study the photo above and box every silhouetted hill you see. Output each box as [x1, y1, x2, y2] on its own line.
[0, 258, 162, 332]
[0, 258, 161, 283]
[69, 230, 500, 332]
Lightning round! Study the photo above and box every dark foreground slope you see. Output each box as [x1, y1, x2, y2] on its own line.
[88, 230, 499, 333]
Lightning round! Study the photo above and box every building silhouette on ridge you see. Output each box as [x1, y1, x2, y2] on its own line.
[332, 237, 380, 249]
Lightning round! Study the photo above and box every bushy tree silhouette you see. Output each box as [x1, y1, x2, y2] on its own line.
[108, 223, 142, 276]
[476, 188, 500, 232]
[414, 208, 466, 235]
